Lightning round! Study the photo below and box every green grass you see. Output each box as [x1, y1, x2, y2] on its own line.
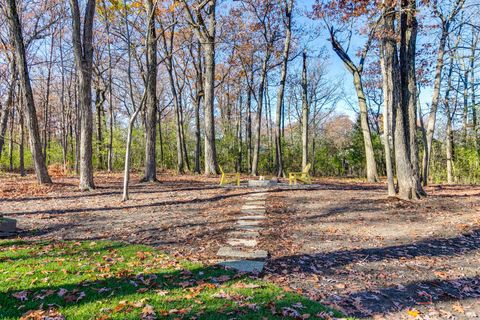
[0, 240, 343, 319]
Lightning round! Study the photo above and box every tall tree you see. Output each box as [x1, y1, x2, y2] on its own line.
[325, 23, 379, 182]
[6, 0, 52, 184]
[181, 0, 219, 174]
[142, 0, 159, 182]
[70, 0, 96, 190]
[301, 49, 309, 170]
[274, 0, 293, 177]
[382, 0, 424, 199]
[422, 0, 465, 185]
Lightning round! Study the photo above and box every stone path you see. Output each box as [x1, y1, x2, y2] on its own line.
[217, 191, 268, 273]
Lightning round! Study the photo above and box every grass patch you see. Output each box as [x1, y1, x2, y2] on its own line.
[0, 240, 343, 319]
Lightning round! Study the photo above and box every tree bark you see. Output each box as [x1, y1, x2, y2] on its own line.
[379, 22, 396, 196]
[0, 59, 15, 159]
[274, 0, 293, 177]
[301, 50, 309, 170]
[423, 28, 447, 186]
[70, 0, 96, 190]
[251, 55, 269, 176]
[202, 15, 218, 175]
[142, 0, 158, 182]
[95, 87, 106, 169]
[181, 0, 218, 175]
[444, 57, 455, 184]
[7, 0, 51, 184]
[353, 72, 379, 182]
[423, 0, 465, 185]
[329, 29, 378, 182]
[392, 0, 423, 199]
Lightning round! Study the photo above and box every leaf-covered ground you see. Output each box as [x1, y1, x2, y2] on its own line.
[1, 173, 479, 319]
[262, 181, 480, 319]
[0, 240, 341, 319]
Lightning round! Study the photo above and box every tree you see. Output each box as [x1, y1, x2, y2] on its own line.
[314, 0, 380, 182]
[301, 49, 309, 170]
[70, 0, 96, 190]
[381, 0, 425, 199]
[6, 0, 52, 184]
[181, 0, 219, 175]
[422, 0, 465, 186]
[274, 0, 293, 177]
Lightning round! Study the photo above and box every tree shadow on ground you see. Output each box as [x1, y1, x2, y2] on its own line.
[331, 276, 480, 318]
[266, 228, 480, 317]
[0, 240, 336, 320]
[269, 228, 480, 273]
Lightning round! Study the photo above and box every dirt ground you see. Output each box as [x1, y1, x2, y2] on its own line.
[1, 173, 479, 319]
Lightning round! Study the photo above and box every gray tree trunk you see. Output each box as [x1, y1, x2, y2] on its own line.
[329, 28, 378, 182]
[301, 50, 309, 170]
[142, 0, 158, 182]
[6, 0, 51, 184]
[202, 8, 218, 175]
[0, 59, 15, 159]
[274, 0, 293, 177]
[392, 0, 423, 199]
[353, 72, 379, 182]
[251, 55, 269, 176]
[379, 18, 396, 196]
[70, 0, 96, 190]
[423, 28, 447, 186]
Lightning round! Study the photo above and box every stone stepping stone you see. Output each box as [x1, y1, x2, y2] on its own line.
[237, 220, 261, 226]
[227, 238, 258, 247]
[244, 201, 265, 205]
[244, 202, 266, 207]
[219, 260, 265, 273]
[236, 225, 263, 231]
[241, 209, 266, 215]
[229, 230, 260, 238]
[238, 215, 266, 220]
[217, 246, 268, 259]
[244, 199, 266, 203]
[243, 204, 264, 208]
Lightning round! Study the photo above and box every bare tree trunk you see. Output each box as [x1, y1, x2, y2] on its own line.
[59, 30, 68, 172]
[19, 108, 25, 176]
[142, 0, 158, 182]
[274, 0, 293, 177]
[123, 106, 143, 201]
[329, 28, 378, 182]
[423, 29, 447, 185]
[470, 30, 478, 145]
[203, 22, 218, 175]
[101, 0, 115, 173]
[445, 80, 454, 184]
[70, 0, 96, 190]
[251, 55, 269, 176]
[8, 105, 15, 172]
[191, 40, 203, 174]
[392, 0, 423, 200]
[403, 0, 424, 194]
[246, 71, 253, 173]
[0, 59, 15, 159]
[462, 68, 469, 144]
[353, 72, 379, 182]
[43, 32, 55, 162]
[181, 0, 218, 175]
[95, 87, 106, 169]
[423, 0, 464, 185]
[301, 50, 309, 170]
[379, 27, 396, 196]
[7, 0, 51, 184]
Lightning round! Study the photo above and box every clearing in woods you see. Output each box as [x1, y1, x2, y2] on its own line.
[1, 172, 479, 319]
